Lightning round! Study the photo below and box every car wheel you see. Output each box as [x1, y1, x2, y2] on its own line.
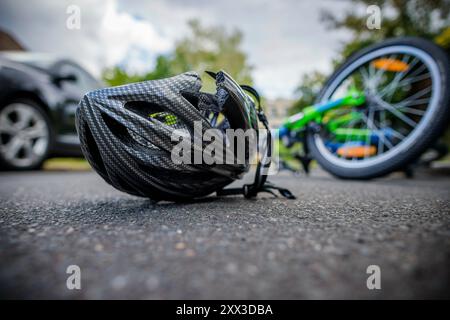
[0, 99, 52, 170]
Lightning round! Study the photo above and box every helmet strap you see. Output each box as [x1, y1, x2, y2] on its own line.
[217, 86, 295, 200]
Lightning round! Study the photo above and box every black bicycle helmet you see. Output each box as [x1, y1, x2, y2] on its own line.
[76, 70, 294, 202]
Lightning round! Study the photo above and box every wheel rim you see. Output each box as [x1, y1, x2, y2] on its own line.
[0, 103, 50, 168]
[314, 45, 441, 169]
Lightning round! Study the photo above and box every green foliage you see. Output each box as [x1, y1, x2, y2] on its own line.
[321, 0, 450, 60]
[290, 71, 327, 114]
[102, 19, 253, 91]
[102, 67, 142, 87]
[290, 0, 450, 116]
[322, 0, 450, 147]
[435, 26, 450, 49]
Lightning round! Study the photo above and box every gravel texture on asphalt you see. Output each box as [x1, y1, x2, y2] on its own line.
[0, 168, 449, 299]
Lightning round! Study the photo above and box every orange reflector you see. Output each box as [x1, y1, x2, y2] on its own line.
[337, 145, 377, 158]
[372, 58, 409, 72]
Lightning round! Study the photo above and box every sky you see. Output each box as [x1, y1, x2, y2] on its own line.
[0, 0, 357, 99]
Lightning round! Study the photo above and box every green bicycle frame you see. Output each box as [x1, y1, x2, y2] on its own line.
[279, 89, 367, 138]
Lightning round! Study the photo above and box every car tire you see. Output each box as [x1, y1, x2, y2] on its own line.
[0, 98, 53, 171]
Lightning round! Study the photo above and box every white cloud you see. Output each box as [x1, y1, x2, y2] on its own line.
[115, 0, 353, 98]
[0, 0, 354, 98]
[0, 0, 173, 76]
[99, 0, 172, 73]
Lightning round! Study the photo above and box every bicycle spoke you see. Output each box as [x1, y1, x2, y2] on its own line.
[377, 110, 387, 154]
[341, 115, 360, 159]
[372, 54, 396, 90]
[383, 63, 429, 99]
[397, 106, 426, 116]
[378, 54, 413, 99]
[393, 97, 430, 108]
[394, 70, 429, 89]
[377, 98, 418, 127]
[392, 86, 432, 109]
[359, 67, 371, 87]
[360, 110, 394, 151]
[365, 107, 375, 159]
[317, 43, 440, 168]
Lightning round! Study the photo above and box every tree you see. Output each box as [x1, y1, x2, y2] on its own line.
[103, 20, 253, 91]
[289, 71, 326, 114]
[290, 0, 450, 114]
[321, 0, 450, 60]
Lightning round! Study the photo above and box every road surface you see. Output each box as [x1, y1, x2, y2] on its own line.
[0, 168, 449, 299]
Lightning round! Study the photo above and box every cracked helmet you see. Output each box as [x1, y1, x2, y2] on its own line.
[75, 71, 262, 202]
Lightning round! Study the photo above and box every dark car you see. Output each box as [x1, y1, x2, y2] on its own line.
[0, 52, 103, 170]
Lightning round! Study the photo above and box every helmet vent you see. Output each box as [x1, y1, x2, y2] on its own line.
[101, 112, 133, 144]
[181, 91, 200, 110]
[101, 111, 160, 151]
[83, 122, 108, 178]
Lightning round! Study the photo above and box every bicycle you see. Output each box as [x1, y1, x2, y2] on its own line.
[276, 37, 450, 179]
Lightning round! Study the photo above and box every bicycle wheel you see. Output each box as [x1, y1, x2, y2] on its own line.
[308, 37, 450, 179]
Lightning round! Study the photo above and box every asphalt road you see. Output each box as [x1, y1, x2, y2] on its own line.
[0, 168, 449, 299]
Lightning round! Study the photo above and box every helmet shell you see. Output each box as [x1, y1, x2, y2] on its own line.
[76, 71, 258, 201]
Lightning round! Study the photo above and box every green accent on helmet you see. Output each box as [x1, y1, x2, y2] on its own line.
[149, 112, 178, 126]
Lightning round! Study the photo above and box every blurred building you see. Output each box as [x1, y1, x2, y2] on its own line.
[0, 29, 26, 51]
[265, 98, 293, 127]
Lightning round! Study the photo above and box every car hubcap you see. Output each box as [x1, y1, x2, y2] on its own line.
[0, 103, 49, 168]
